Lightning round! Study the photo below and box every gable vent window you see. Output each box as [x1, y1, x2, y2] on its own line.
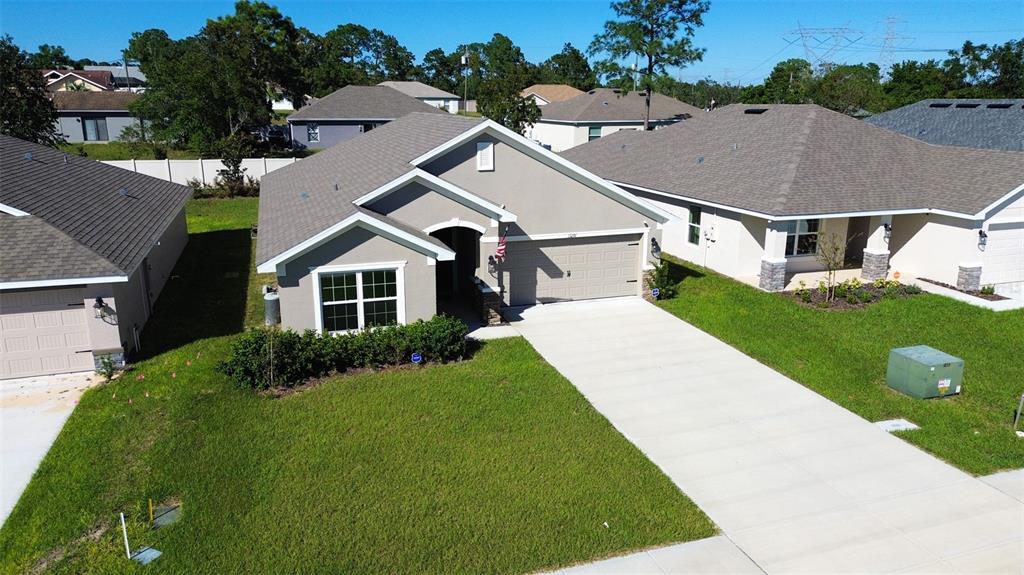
[307, 123, 320, 143]
[588, 126, 602, 141]
[476, 141, 494, 171]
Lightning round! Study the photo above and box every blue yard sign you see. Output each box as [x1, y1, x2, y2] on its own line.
[651, 288, 661, 299]
[411, 352, 423, 364]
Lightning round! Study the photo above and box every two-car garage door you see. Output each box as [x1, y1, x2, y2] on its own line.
[0, 288, 94, 379]
[503, 234, 642, 306]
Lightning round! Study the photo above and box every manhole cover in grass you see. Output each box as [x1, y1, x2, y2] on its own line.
[875, 418, 919, 432]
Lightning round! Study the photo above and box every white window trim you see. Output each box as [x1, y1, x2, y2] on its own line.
[307, 123, 320, 143]
[785, 219, 820, 257]
[312, 261, 407, 334]
[476, 141, 494, 171]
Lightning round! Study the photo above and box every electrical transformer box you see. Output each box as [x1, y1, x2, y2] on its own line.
[886, 345, 963, 399]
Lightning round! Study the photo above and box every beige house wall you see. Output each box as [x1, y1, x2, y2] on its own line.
[364, 182, 492, 233]
[888, 214, 981, 286]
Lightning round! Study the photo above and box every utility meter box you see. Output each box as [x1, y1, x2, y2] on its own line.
[886, 345, 963, 399]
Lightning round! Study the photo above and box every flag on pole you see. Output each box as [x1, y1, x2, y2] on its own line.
[495, 231, 507, 262]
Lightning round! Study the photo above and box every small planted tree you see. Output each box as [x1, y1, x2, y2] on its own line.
[814, 232, 853, 304]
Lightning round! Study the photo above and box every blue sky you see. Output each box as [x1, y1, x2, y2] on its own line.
[1, 0, 1020, 84]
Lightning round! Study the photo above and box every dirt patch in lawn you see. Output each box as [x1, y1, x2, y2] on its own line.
[785, 280, 923, 310]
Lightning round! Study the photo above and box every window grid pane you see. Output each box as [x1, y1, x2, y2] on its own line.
[321, 272, 357, 303]
[322, 302, 358, 332]
[362, 270, 396, 299]
[688, 224, 700, 245]
[363, 300, 397, 327]
[689, 207, 701, 225]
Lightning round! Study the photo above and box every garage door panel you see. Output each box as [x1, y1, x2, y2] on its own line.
[1, 287, 92, 379]
[982, 222, 1024, 295]
[505, 235, 641, 306]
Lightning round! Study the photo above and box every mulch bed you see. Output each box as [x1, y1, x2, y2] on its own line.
[784, 281, 922, 310]
[918, 278, 1008, 301]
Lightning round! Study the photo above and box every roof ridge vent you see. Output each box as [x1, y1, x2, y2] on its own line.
[986, 103, 1013, 109]
[744, 108, 768, 114]
[928, 102, 951, 108]
[954, 103, 980, 108]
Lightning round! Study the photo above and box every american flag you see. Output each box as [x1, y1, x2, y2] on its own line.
[495, 231, 507, 262]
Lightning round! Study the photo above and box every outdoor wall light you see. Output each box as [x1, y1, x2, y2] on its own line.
[650, 237, 663, 259]
[979, 230, 988, 247]
[93, 297, 108, 319]
[883, 222, 892, 240]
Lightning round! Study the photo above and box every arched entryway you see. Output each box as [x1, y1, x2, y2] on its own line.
[428, 224, 483, 320]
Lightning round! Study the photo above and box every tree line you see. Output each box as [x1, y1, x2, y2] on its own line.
[2, 0, 1021, 153]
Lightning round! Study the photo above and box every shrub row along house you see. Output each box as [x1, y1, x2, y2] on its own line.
[256, 112, 671, 332]
[0, 136, 191, 379]
[563, 104, 1024, 299]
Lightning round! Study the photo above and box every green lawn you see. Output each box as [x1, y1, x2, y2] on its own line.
[656, 254, 1024, 475]
[0, 199, 712, 574]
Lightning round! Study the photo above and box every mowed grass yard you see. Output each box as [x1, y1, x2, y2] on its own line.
[0, 199, 713, 574]
[656, 255, 1024, 475]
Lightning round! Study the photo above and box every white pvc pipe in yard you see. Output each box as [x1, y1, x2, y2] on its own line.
[120, 512, 131, 559]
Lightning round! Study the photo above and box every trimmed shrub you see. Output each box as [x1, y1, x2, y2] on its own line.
[220, 315, 469, 390]
[649, 260, 679, 299]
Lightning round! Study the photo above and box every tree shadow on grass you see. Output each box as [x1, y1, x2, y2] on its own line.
[134, 230, 252, 360]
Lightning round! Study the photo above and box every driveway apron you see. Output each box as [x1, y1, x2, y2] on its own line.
[512, 298, 1023, 574]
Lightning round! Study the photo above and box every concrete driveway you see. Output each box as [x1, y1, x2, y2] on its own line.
[513, 298, 1023, 574]
[1, 372, 95, 525]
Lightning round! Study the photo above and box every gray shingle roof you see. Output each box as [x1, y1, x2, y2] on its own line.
[865, 99, 1024, 151]
[257, 112, 483, 266]
[287, 85, 447, 121]
[52, 91, 139, 112]
[539, 88, 702, 123]
[0, 214, 125, 282]
[0, 135, 192, 282]
[562, 104, 1024, 218]
[378, 81, 459, 100]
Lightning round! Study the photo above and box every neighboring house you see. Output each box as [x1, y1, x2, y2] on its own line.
[378, 81, 460, 114]
[40, 69, 115, 92]
[256, 112, 672, 333]
[865, 99, 1024, 151]
[287, 85, 446, 149]
[526, 88, 701, 152]
[564, 104, 1024, 300]
[521, 84, 584, 106]
[52, 92, 141, 143]
[83, 65, 147, 91]
[0, 135, 191, 379]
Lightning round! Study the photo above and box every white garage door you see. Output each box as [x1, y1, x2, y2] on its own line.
[0, 288, 93, 379]
[983, 221, 1024, 300]
[504, 234, 641, 306]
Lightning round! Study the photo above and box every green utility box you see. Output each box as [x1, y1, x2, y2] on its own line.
[886, 345, 963, 399]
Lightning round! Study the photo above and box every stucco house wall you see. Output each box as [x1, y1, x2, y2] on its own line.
[288, 121, 369, 149]
[276, 228, 436, 331]
[888, 214, 980, 286]
[57, 113, 140, 144]
[364, 182, 492, 233]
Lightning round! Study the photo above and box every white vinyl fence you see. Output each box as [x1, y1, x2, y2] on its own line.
[102, 157, 301, 186]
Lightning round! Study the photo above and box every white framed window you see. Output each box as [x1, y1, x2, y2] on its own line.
[313, 262, 406, 333]
[307, 123, 320, 143]
[687, 206, 701, 245]
[588, 126, 602, 141]
[785, 219, 820, 256]
[476, 141, 494, 171]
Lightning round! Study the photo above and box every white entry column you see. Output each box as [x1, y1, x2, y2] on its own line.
[759, 221, 789, 291]
[861, 215, 892, 281]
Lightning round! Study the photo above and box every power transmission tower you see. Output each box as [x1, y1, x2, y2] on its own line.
[879, 16, 912, 78]
[785, 24, 864, 71]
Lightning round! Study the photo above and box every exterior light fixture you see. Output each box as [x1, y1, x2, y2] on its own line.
[650, 237, 662, 259]
[883, 222, 892, 240]
[93, 297, 107, 318]
[979, 230, 988, 246]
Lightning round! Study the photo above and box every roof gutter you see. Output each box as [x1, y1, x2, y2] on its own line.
[1, 275, 129, 290]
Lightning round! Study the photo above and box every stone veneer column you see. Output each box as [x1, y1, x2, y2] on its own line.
[759, 222, 789, 292]
[861, 215, 892, 281]
[956, 264, 982, 292]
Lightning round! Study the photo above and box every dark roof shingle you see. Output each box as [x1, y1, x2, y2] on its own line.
[865, 99, 1024, 151]
[539, 88, 702, 123]
[562, 104, 1024, 217]
[288, 85, 447, 121]
[52, 91, 139, 111]
[0, 135, 192, 282]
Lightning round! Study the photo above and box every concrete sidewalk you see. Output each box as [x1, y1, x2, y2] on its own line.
[1, 372, 95, 525]
[512, 298, 1023, 574]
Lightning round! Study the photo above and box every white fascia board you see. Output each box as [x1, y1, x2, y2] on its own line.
[1, 275, 128, 290]
[616, 181, 980, 222]
[976, 182, 1024, 221]
[287, 117, 395, 123]
[410, 120, 674, 224]
[535, 119, 671, 126]
[256, 212, 455, 274]
[0, 203, 30, 217]
[353, 168, 517, 222]
[52, 72, 109, 90]
[480, 227, 647, 243]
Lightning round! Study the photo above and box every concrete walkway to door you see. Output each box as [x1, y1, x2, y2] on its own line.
[511, 298, 1022, 574]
